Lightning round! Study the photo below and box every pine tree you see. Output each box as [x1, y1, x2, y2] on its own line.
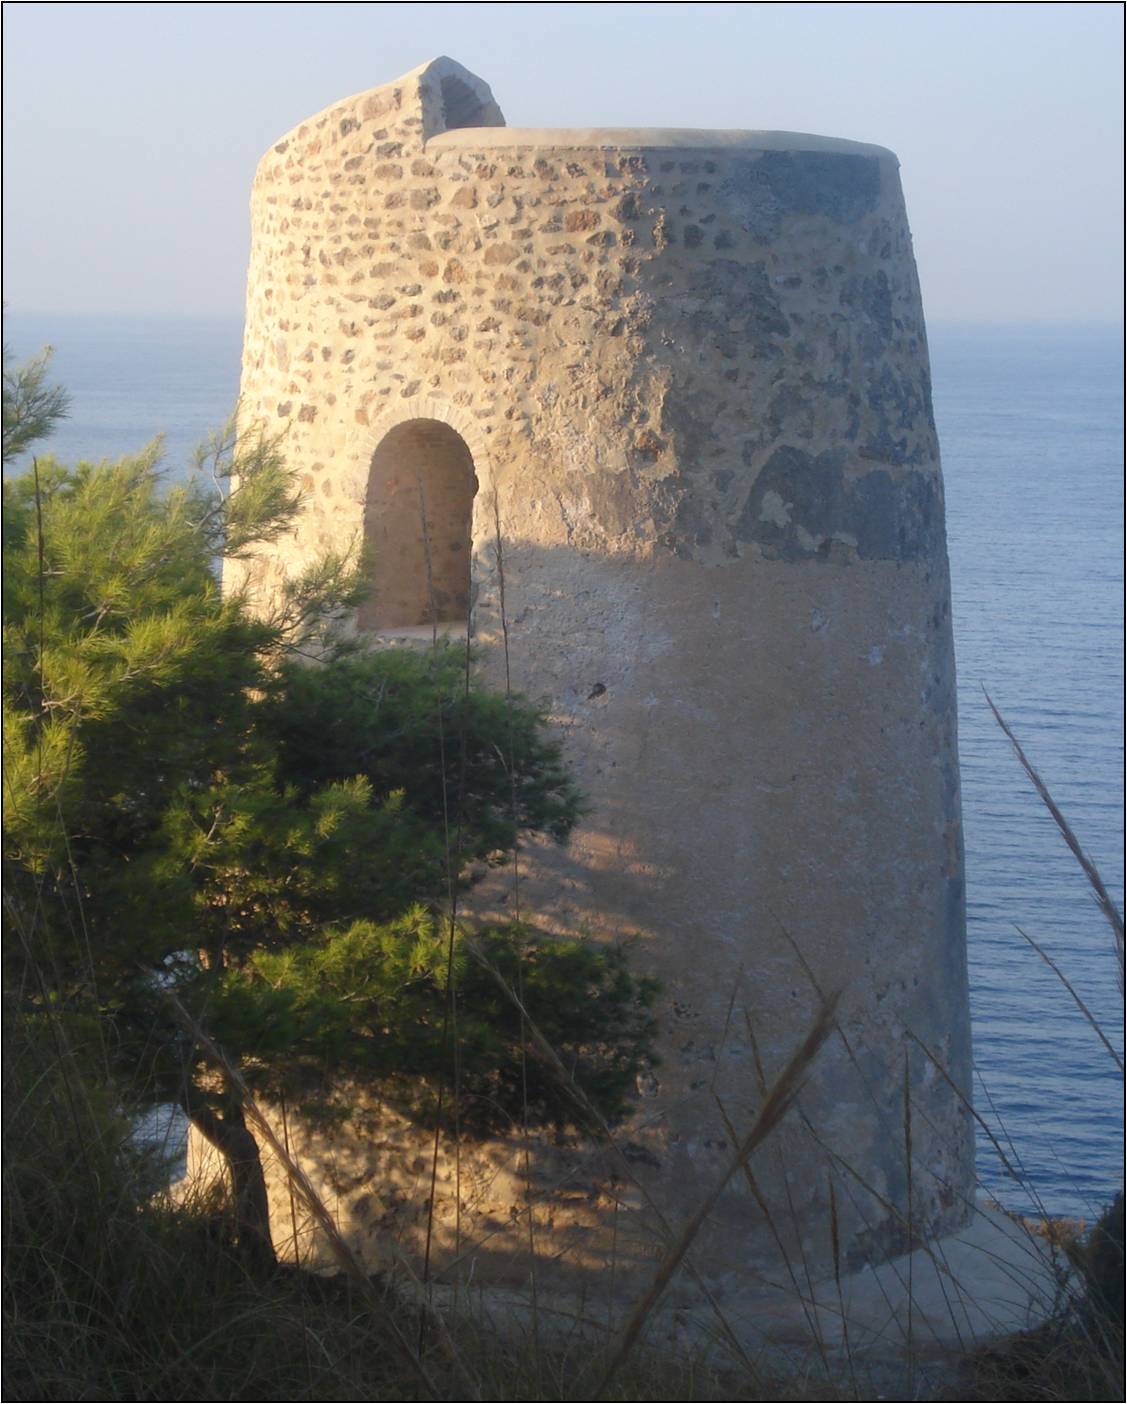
[2, 349, 657, 1268]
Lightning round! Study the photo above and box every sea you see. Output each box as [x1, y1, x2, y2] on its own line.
[5, 313, 1124, 1223]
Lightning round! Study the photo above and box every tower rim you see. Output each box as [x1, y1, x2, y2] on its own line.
[427, 126, 896, 161]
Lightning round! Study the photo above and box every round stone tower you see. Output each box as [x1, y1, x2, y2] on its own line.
[227, 57, 973, 1297]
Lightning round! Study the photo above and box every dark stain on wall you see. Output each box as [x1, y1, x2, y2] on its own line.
[736, 445, 942, 561]
[719, 152, 883, 237]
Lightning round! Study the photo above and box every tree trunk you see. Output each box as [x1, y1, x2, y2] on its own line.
[184, 1088, 277, 1274]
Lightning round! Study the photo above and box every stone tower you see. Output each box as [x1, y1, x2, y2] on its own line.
[228, 57, 973, 1296]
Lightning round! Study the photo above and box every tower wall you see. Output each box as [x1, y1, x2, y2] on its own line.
[223, 58, 973, 1294]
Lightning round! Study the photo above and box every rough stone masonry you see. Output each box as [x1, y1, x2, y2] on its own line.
[210, 56, 974, 1301]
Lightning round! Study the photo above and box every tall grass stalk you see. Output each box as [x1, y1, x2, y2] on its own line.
[1012, 925, 1124, 1074]
[985, 688, 1125, 990]
[590, 994, 840, 1395]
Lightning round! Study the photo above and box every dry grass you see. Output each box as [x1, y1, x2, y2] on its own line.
[6, 918, 1122, 1403]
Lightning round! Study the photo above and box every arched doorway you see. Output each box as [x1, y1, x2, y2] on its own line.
[359, 419, 477, 631]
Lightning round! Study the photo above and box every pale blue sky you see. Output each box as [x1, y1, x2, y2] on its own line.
[3, 1, 1123, 322]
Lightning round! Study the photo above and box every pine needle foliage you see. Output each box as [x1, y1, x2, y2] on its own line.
[3, 345, 657, 1267]
[1, 341, 69, 465]
[207, 914, 658, 1130]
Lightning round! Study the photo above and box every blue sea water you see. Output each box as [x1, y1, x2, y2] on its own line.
[932, 323, 1124, 1221]
[4, 316, 243, 474]
[5, 314, 1124, 1221]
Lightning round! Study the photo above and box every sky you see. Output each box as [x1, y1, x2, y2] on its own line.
[2, 1, 1123, 323]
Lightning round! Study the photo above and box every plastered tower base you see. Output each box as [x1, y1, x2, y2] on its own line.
[204, 58, 975, 1297]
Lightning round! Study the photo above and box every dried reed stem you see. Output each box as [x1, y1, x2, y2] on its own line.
[985, 688, 1125, 989]
[828, 1175, 859, 1398]
[591, 993, 840, 1394]
[903, 1029, 1023, 1179]
[465, 937, 768, 1378]
[1013, 925, 1124, 1073]
[714, 1094, 831, 1365]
